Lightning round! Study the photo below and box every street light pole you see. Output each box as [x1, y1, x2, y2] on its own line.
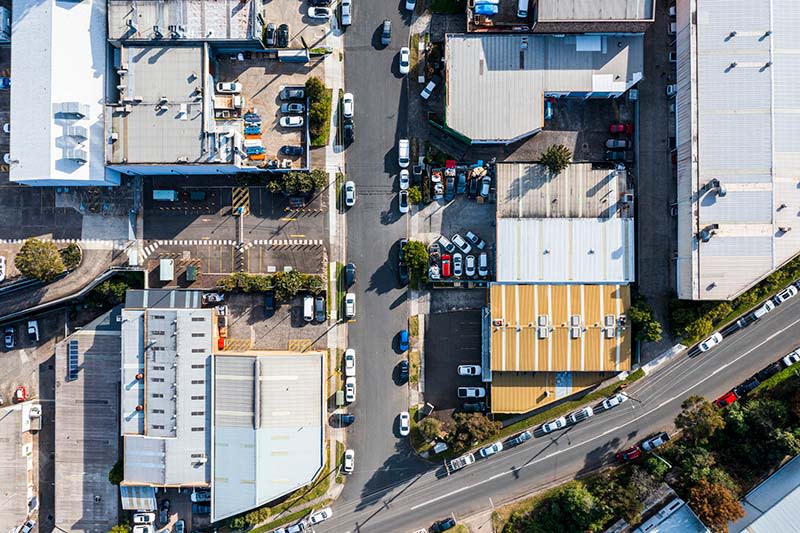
[652, 452, 672, 469]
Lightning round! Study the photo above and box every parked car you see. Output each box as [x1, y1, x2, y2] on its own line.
[399, 262, 409, 285]
[451, 234, 472, 254]
[265, 23, 276, 46]
[641, 432, 670, 452]
[733, 377, 760, 397]
[280, 102, 305, 114]
[405, 0, 416, 10]
[421, 75, 441, 100]
[509, 430, 533, 446]
[133, 513, 155, 524]
[381, 19, 392, 46]
[216, 81, 242, 93]
[773, 285, 798, 304]
[713, 390, 738, 408]
[190, 491, 210, 503]
[132, 527, 152, 533]
[465, 231, 486, 250]
[399, 189, 409, 213]
[344, 180, 356, 207]
[441, 254, 452, 277]
[616, 446, 642, 462]
[398, 360, 410, 383]
[752, 299, 775, 319]
[445, 175, 456, 201]
[437, 236, 456, 254]
[456, 172, 467, 194]
[783, 349, 800, 368]
[280, 116, 304, 128]
[343, 449, 354, 473]
[479, 441, 503, 458]
[480, 176, 491, 198]
[345, 376, 357, 402]
[666, 84, 677, 97]
[18, 522, 36, 533]
[399, 329, 410, 351]
[309, 507, 333, 525]
[344, 348, 356, 377]
[398, 138, 410, 168]
[345, 262, 356, 286]
[452, 253, 463, 277]
[340, 413, 356, 425]
[274, 521, 305, 533]
[308, 0, 332, 5]
[4, 326, 15, 349]
[698, 332, 723, 352]
[468, 177, 479, 197]
[343, 118, 355, 144]
[478, 252, 489, 277]
[609, 122, 633, 135]
[344, 292, 356, 319]
[0, 255, 6, 282]
[280, 87, 305, 100]
[398, 411, 410, 436]
[464, 254, 476, 277]
[431, 518, 457, 532]
[399, 169, 410, 190]
[601, 393, 628, 410]
[567, 406, 594, 424]
[342, 92, 354, 119]
[280, 145, 304, 156]
[399, 47, 410, 74]
[277, 24, 289, 47]
[340, 0, 352, 25]
[457, 387, 486, 399]
[263, 290, 275, 314]
[308, 6, 333, 19]
[158, 499, 171, 525]
[605, 150, 627, 161]
[462, 401, 486, 412]
[174, 520, 185, 533]
[756, 361, 783, 382]
[540, 416, 567, 433]
[605, 139, 631, 149]
[458, 364, 481, 376]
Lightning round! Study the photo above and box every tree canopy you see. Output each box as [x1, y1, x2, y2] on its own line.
[14, 238, 65, 282]
[688, 480, 744, 533]
[445, 413, 501, 453]
[540, 144, 572, 175]
[675, 395, 724, 445]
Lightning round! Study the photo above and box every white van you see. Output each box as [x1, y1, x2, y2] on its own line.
[398, 139, 410, 168]
[517, 0, 528, 18]
[303, 295, 314, 322]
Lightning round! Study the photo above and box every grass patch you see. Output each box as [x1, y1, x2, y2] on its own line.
[451, 526, 470, 533]
[753, 364, 800, 395]
[408, 406, 429, 453]
[334, 440, 345, 483]
[409, 315, 420, 337]
[410, 33, 420, 74]
[336, 261, 346, 316]
[335, 171, 345, 211]
[409, 349, 421, 385]
[334, 348, 344, 392]
[251, 507, 313, 533]
[491, 369, 645, 442]
[492, 482, 566, 530]
[306, 77, 332, 148]
[429, 0, 467, 14]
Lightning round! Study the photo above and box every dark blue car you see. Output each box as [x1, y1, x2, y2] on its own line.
[399, 330, 409, 352]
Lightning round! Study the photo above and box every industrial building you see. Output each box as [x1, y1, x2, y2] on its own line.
[674, 0, 800, 300]
[731, 453, 800, 533]
[444, 33, 643, 143]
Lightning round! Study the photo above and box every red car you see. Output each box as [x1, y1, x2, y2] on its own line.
[609, 122, 633, 136]
[713, 390, 738, 408]
[615, 446, 642, 462]
[441, 254, 452, 277]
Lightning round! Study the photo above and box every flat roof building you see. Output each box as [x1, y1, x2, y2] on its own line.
[445, 33, 643, 143]
[9, 0, 120, 186]
[633, 498, 709, 533]
[731, 454, 800, 533]
[0, 405, 33, 532]
[674, 0, 800, 300]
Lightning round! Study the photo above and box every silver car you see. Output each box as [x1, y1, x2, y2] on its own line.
[451, 233, 472, 254]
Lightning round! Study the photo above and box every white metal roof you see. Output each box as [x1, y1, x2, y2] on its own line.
[10, 0, 118, 186]
[496, 218, 635, 283]
[675, 0, 800, 300]
[445, 33, 643, 142]
[537, 0, 654, 22]
[731, 454, 800, 533]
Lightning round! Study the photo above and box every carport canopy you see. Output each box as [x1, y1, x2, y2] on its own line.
[120, 485, 157, 511]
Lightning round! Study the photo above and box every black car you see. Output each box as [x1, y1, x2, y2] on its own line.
[277, 24, 289, 48]
[288, 196, 307, 209]
[340, 413, 355, 425]
[343, 118, 354, 144]
[462, 401, 486, 413]
[380, 19, 392, 46]
[398, 360, 409, 383]
[445, 175, 456, 201]
[399, 238, 408, 262]
[265, 22, 276, 47]
[308, 0, 332, 4]
[431, 518, 457, 532]
[733, 377, 760, 397]
[264, 290, 275, 315]
[468, 177, 478, 198]
[756, 362, 782, 382]
[192, 503, 211, 516]
[345, 262, 356, 286]
[280, 145, 304, 156]
[159, 499, 171, 525]
[456, 172, 467, 194]
[398, 262, 409, 285]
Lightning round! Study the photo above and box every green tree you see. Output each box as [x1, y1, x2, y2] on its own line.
[408, 186, 422, 204]
[272, 270, 306, 302]
[309, 168, 329, 190]
[675, 395, 724, 445]
[15, 238, 65, 282]
[682, 315, 714, 342]
[403, 240, 429, 288]
[506, 482, 609, 533]
[267, 178, 283, 194]
[306, 77, 332, 146]
[304, 274, 324, 295]
[628, 298, 663, 343]
[109, 525, 130, 533]
[645, 456, 670, 479]
[417, 417, 442, 441]
[61, 243, 82, 270]
[540, 144, 572, 175]
[677, 446, 716, 485]
[593, 474, 643, 524]
[108, 459, 123, 485]
[228, 516, 247, 530]
[688, 480, 744, 533]
[445, 413, 501, 453]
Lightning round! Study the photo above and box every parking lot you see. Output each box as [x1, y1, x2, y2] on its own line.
[264, 0, 333, 51]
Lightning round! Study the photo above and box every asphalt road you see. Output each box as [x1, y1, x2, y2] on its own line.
[340, 0, 428, 509]
[322, 293, 800, 532]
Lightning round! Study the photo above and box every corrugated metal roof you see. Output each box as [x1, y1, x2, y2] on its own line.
[537, 0, 654, 22]
[489, 284, 631, 373]
[675, 0, 800, 300]
[732, 454, 800, 533]
[496, 163, 630, 219]
[496, 218, 635, 283]
[212, 353, 324, 522]
[120, 486, 157, 512]
[491, 371, 609, 414]
[445, 33, 643, 142]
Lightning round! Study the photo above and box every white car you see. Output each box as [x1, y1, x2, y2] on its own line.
[399, 169, 410, 190]
[457, 365, 481, 376]
[451, 233, 472, 254]
[452, 253, 463, 277]
[344, 180, 356, 207]
[308, 7, 333, 20]
[216, 81, 242, 93]
[540, 416, 567, 433]
[601, 393, 628, 410]
[782, 350, 800, 368]
[465, 255, 476, 277]
[567, 406, 594, 424]
[698, 332, 723, 352]
[399, 189, 409, 214]
[641, 432, 670, 451]
[343, 449, 354, 473]
[398, 138, 410, 168]
[405, 0, 416, 11]
[344, 292, 356, 319]
[341, 0, 352, 25]
[309, 507, 333, 525]
[132, 527, 153, 533]
[399, 47, 410, 75]
[133, 513, 155, 524]
[0, 255, 6, 282]
[420, 76, 440, 100]
[280, 116, 304, 128]
[457, 387, 486, 399]
[345, 376, 356, 403]
[479, 441, 503, 458]
[774, 285, 798, 304]
[398, 411, 410, 436]
[344, 348, 356, 377]
[343, 92, 354, 119]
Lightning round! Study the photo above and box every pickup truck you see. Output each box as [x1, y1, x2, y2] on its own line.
[448, 453, 475, 472]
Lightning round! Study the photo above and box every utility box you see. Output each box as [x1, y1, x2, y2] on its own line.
[159, 259, 174, 281]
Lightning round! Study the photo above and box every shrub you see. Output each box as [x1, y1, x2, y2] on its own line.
[61, 243, 82, 270]
[408, 185, 422, 204]
[540, 144, 572, 175]
[108, 459, 123, 485]
[306, 77, 332, 147]
[15, 238, 65, 282]
[628, 297, 663, 343]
